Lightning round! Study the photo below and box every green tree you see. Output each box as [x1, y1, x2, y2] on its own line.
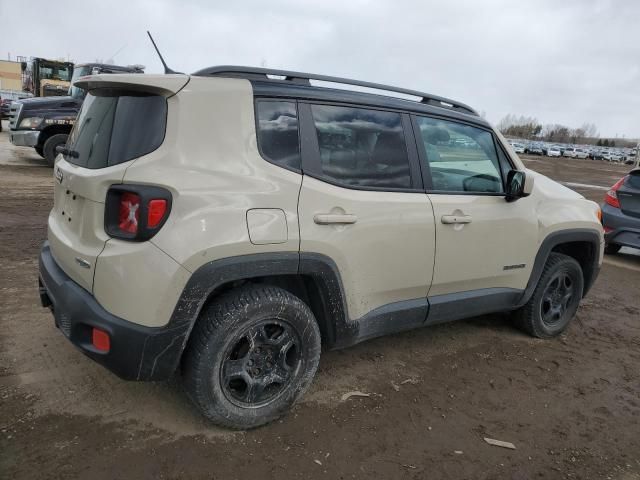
[596, 139, 602, 146]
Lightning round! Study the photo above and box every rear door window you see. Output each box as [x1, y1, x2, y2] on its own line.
[310, 104, 412, 189]
[65, 89, 167, 169]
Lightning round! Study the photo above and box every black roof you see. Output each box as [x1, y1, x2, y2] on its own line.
[193, 65, 486, 126]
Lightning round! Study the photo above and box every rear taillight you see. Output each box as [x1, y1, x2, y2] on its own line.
[118, 192, 141, 234]
[105, 185, 172, 241]
[604, 176, 626, 209]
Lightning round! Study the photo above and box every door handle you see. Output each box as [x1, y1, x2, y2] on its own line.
[441, 214, 472, 225]
[313, 213, 358, 225]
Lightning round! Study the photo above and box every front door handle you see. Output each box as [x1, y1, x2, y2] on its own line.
[314, 213, 358, 225]
[441, 214, 472, 225]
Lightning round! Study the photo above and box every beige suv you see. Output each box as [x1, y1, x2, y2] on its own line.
[38, 67, 604, 429]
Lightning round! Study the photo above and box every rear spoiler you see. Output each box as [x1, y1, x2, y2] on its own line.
[74, 74, 189, 96]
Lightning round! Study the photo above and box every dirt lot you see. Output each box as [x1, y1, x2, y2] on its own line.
[1, 124, 639, 479]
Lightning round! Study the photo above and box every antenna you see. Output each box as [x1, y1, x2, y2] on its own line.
[147, 31, 182, 74]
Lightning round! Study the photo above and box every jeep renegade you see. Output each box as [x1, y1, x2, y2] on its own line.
[38, 67, 604, 429]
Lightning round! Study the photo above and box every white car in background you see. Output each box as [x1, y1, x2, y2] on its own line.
[604, 151, 623, 163]
[564, 148, 589, 159]
[547, 146, 561, 157]
[512, 143, 525, 154]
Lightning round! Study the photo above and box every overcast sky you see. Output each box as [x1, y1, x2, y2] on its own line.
[2, 0, 638, 138]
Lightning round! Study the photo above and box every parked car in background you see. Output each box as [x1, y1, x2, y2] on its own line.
[512, 143, 525, 154]
[527, 144, 543, 155]
[1, 98, 12, 119]
[601, 169, 640, 254]
[547, 146, 561, 157]
[590, 150, 604, 160]
[603, 151, 621, 163]
[571, 148, 589, 159]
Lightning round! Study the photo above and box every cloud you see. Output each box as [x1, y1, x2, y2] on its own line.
[2, 0, 637, 138]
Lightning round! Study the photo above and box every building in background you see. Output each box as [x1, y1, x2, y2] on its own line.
[0, 60, 23, 92]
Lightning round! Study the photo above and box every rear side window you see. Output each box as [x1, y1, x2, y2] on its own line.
[256, 101, 301, 171]
[65, 89, 166, 169]
[310, 104, 411, 189]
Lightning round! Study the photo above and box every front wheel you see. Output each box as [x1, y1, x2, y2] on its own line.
[513, 253, 584, 338]
[182, 285, 321, 429]
[34, 146, 45, 158]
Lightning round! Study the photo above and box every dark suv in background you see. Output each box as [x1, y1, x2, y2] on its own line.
[602, 169, 640, 253]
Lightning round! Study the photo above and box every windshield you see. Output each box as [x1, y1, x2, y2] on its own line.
[68, 66, 93, 99]
[39, 63, 72, 82]
[65, 89, 167, 169]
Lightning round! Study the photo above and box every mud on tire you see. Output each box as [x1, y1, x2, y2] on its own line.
[181, 284, 321, 430]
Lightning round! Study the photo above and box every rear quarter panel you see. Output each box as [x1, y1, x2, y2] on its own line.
[123, 76, 303, 273]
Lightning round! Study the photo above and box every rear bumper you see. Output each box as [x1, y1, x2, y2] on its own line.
[602, 203, 640, 250]
[38, 242, 188, 381]
[9, 129, 39, 147]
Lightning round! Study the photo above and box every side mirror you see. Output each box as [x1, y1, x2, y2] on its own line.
[505, 170, 533, 202]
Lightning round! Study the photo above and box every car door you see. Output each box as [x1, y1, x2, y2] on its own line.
[297, 103, 436, 323]
[412, 114, 539, 318]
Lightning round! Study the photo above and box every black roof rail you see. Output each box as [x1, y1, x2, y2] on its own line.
[192, 65, 478, 116]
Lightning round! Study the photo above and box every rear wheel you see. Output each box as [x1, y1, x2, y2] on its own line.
[43, 133, 68, 167]
[182, 284, 321, 429]
[34, 146, 44, 158]
[513, 253, 583, 338]
[604, 243, 621, 254]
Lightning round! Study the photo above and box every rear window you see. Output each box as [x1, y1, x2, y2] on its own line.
[626, 172, 640, 189]
[65, 89, 167, 169]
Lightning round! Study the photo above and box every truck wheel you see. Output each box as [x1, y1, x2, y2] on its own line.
[43, 134, 68, 167]
[182, 284, 321, 429]
[513, 253, 583, 338]
[35, 146, 45, 158]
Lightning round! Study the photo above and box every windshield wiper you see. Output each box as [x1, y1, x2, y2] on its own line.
[55, 145, 80, 158]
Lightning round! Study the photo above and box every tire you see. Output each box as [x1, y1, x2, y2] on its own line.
[42, 133, 68, 167]
[182, 284, 321, 429]
[513, 253, 584, 338]
[34, 146, 44, 158]
[605, 243, 621, 254]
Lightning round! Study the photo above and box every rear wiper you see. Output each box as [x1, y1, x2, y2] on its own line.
[55, 145, 80, 158]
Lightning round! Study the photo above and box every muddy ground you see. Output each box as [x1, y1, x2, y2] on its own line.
[1, 124, 639, 479]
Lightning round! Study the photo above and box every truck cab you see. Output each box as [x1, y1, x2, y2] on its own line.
[8, 63, 144, 166]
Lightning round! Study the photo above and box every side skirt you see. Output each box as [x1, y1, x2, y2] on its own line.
[333, 287, 522, 348]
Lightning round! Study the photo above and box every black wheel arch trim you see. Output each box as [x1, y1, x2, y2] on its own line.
[517, 228, 602, 307]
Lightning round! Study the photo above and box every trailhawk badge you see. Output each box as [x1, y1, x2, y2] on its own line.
[55, 167, 63, 184]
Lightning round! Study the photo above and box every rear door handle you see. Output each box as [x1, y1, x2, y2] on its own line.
[314, 214, 358, 225]
[441, 214, 472, 225]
